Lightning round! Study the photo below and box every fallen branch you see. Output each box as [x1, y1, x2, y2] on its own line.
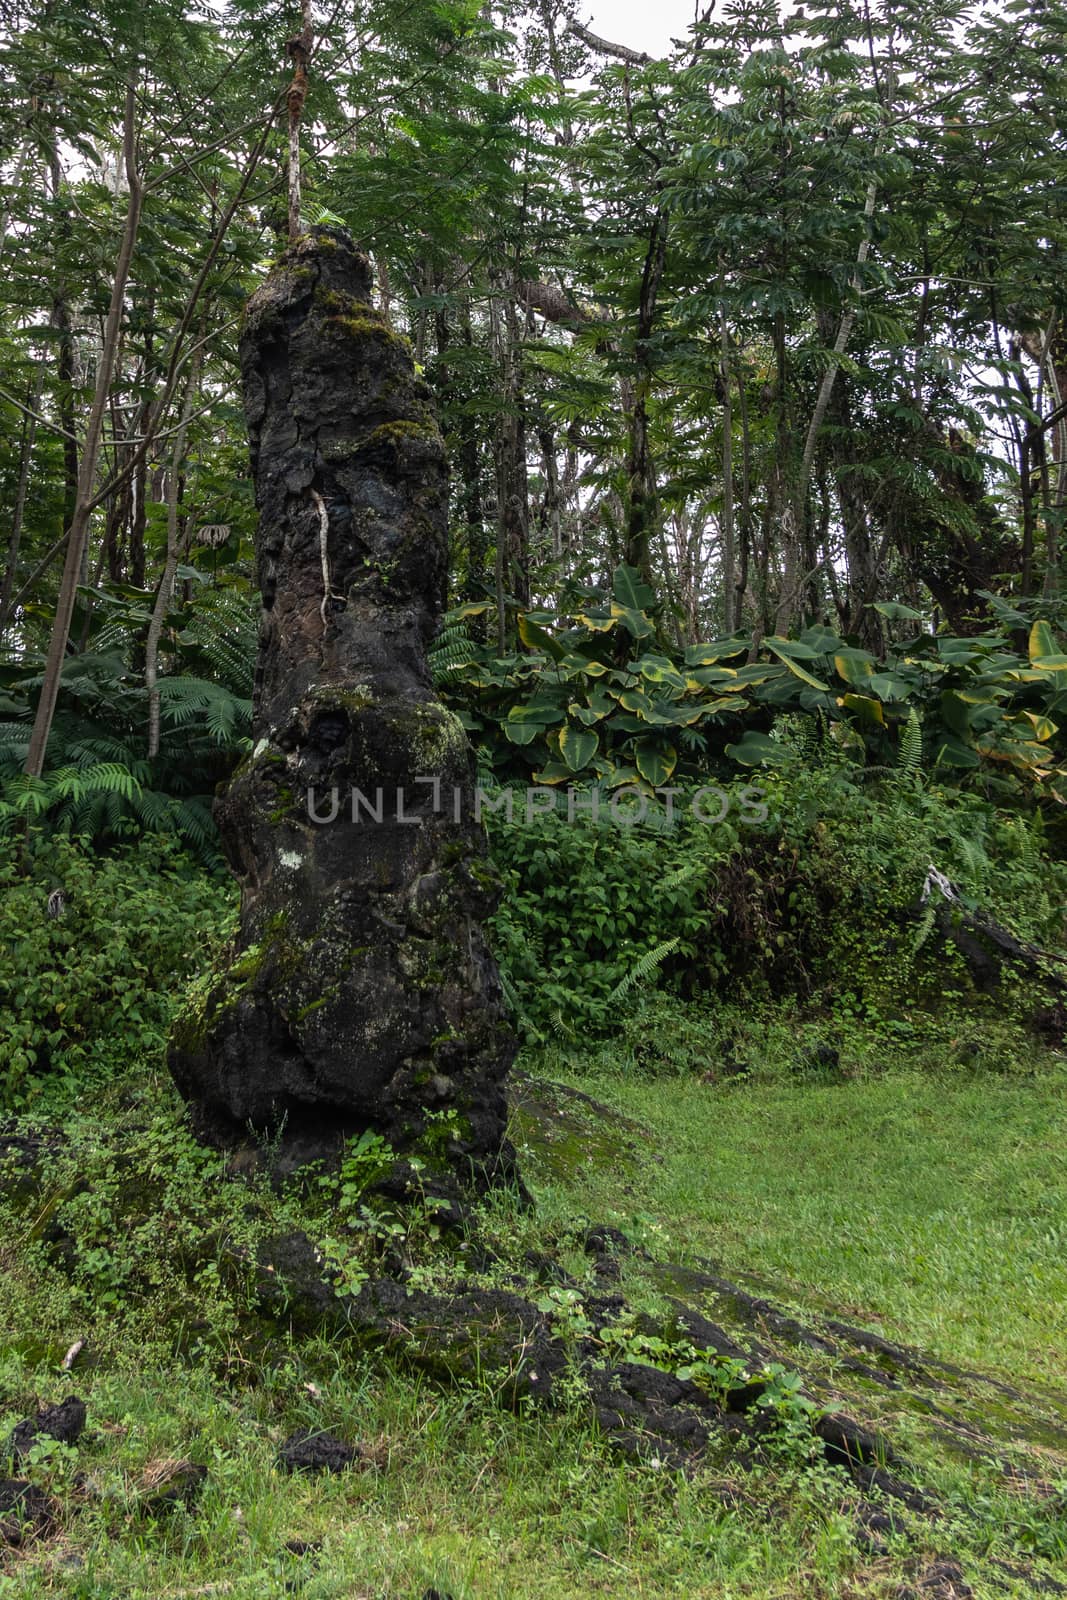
[920, 866, 1067, 992]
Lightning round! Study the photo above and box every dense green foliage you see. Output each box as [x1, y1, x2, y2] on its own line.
[489, 761, 1067, 1039]
[0, 836, 233, 1104]
[437, 572, 1067, 794]
[0, 587, 255, 853]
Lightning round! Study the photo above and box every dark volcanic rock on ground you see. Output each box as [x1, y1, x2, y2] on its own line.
[0, 1479, 58, 1546]
[278, 1430, 362, 1473]
[168, 228, 515, 1176]
[5, 1396, 86, 1462]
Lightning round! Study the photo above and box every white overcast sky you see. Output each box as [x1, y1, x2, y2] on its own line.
[582, 0, 701, 56]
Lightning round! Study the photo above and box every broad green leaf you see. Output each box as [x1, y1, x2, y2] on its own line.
[612, 564, 656, 612]
[634, 741, 677, 785]
[867, 672, 916, 702]
[533, 761, 576, 785]
[610, 603, 655, 640]
[1029, 620, 1057, 663]
[604, 763, 640, 788]
[933, 734, 980, 769]
[798, 624, 842, 653]
[576, 612, 617, 632]
[569, 691, 614, 724]
[561, 652, 612, 676]
[687, 696, 747, 718]
[763, 635, 822, 660]
[939, 691, 973, 738]
[840, 693, 884, 726]
[518, 613, 566, 661]
[684, 640, 749, 666]
[729, 664, 786, 688]
[506, 703, 563, 727]
[1018, 711, 1058, 742]
[560, 726, 599, 771]
[686, 666, 740, 688]
[725, 730, 789, 766]
[834, 649, 877, 685]
[937, 638, 983, 665]
[765, 639, 830, 690]
[634, 655, 686, 689]
[872, 601, 923, 621]
[503, 720, 543, 746]
[618, 689, 653, 717]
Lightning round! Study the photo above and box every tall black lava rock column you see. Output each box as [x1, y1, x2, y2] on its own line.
[169, 229, 515, 1175]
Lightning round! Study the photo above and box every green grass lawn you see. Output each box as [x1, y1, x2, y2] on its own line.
[537, 1063, 1067, 1387]
[1, 1053, 1065, 1599]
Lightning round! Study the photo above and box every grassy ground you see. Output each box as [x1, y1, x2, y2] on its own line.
[537, 1061, 1067, 1386]
[1, 1049, 1065, 1599]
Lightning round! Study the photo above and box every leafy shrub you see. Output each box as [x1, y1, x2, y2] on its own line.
[0, 835, 236, 1106]
[487, 797, 743, 1037]
[435, 569, 1067, 799]
[487, 764, 1067, 1039]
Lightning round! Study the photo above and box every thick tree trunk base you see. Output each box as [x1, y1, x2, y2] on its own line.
[168, 229, 516, 1182]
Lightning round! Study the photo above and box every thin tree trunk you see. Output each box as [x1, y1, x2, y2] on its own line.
[24, 81, 143, 780]
[286, 2, 313, 243]
[736, 361, 752, 629]
[719, 306, 735, 632]
[0, 365, 43, 633]
[498, 293, 530, 610]
[623, 209, 666, 586]
[799, 179, 877, 488]
[146, 358, 199, 757]
[775, 178, 878, 635]
[48, 145, 80, 533]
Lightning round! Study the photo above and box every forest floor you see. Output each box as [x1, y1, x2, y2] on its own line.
[0, 1051, 1065, 1599]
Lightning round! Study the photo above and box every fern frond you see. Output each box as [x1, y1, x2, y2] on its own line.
[607, 937, 680, 1005]
[892, 709, 924, 791]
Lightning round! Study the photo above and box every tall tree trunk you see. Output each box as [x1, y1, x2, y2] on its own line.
[286, 1, 313, 243]
[146, 358, 199, 757]
[0, 370, 41, 634]
[775, 179, 878, 635]
[48, 146, 79, 533]
[623, 209, 666, 586]
[498, 293, 530, 610]
[736, 360, 752, 629]
[24, 82, 143, 780]
[719, 306, 735, 632]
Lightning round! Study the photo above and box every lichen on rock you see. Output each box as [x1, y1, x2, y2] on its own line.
[168, 227, 516, 1181]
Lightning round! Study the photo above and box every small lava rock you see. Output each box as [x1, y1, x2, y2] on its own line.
[6, 1396, 86, 1462]
[278, 1430, 362, 1473]
[896, 1558, 974, 1599]
[0, 1479, 58, 1546]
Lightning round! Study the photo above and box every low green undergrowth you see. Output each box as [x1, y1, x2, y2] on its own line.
[488, 761, 1067, 1041]
[0, 836, 235, 1109]
[0, 1050, 1065, 1597]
